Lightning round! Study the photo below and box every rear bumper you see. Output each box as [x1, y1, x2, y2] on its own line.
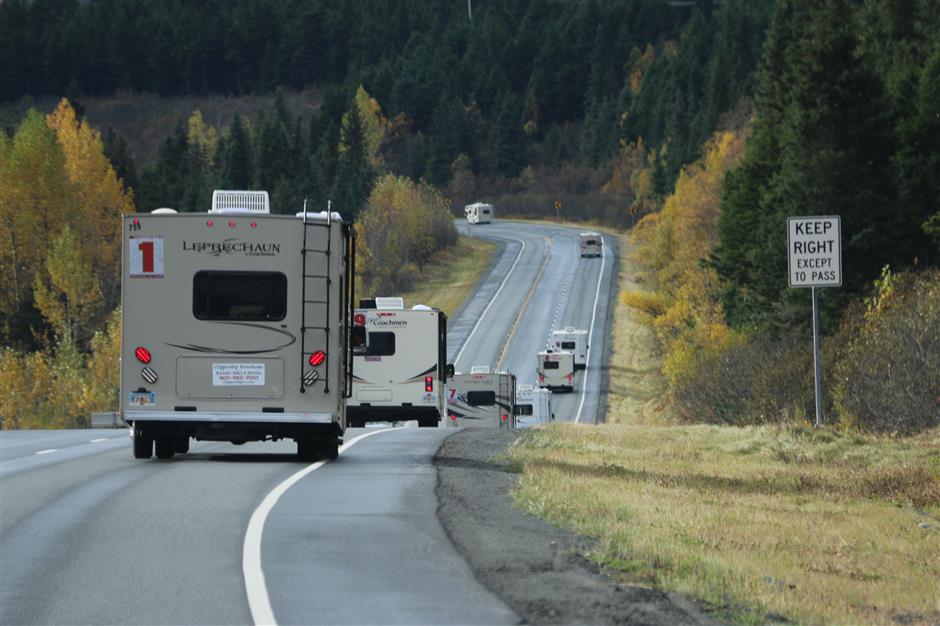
[124, 411, 336, 424]
[346, 405, 440, 422]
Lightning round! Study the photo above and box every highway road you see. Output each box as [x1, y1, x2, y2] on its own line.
[0, 220, 616, 625]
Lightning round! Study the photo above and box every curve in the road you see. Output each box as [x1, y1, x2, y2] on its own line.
[575, 236, 607, 423]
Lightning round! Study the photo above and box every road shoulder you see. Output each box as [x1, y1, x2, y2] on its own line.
[435, 428, 723, 626]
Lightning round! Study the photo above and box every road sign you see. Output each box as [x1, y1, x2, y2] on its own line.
[787, 216, 841, 288]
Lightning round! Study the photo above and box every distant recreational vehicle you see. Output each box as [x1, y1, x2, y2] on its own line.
[465, 202, 494, 224]
[538, 350, 575, 393]
[347, 297, 448, 428]
[551, 327, 588, 370]
[579, 232, 603, 257]
[446, 369, 516, 428]
[515, 384, 553, 425]
[120, 190, 355, 461]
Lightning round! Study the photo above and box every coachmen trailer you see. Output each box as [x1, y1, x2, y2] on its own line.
[121, 190, 354, 460]
[538, 350, 575, 393]
[464, 202, 493, 224]
[551, 327, 588, 369]
[446, 370, 516, 428]
[515, 384, 553, 425]
[347, 298, 448, 428]
[579, 232, 603, 257]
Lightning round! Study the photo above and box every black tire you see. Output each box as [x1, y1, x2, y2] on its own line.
[297, 438, 317, 461]
[133, 427, 153, 459]
[319, 442, 339, 461]
[174, 437, 190, 454]
[154, 438, 176, 459]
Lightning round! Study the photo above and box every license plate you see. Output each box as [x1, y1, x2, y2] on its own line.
[128, 391, 156, 406]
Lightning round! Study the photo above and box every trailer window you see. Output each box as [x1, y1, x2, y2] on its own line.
[543, 361, 560, 370]
[516, 404, 533, 416]
[367, 331, 395, 356]
[193, 271, 286, 321]
[466, 391, 496, 406]
[561, 341, 576, 350]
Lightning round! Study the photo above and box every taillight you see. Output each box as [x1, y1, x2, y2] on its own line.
[228, 220, 236, 228]
[141, 367, 158, 384]
[425, 376, 433, 392]
[250, 221, 258, 228]
[539, 374, 544, 382]
[567, 374, 574, 382]
[134, 346, 151, 364]
[206, 220, 214, 227]
[354, 313, 366, 326]
[309, 350, 326, 366]
[501, 414, 508, 422]
[450, 413, 457, 421]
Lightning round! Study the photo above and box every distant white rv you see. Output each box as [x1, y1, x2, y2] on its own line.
[465, 202, 494, 224]
[446, 369, 516, 428]
[551, 327, 588, 370]
[579, 232, 603, 257]
[120, 191, 354, 461]
[537, 350, 575, 393]
[347, 297, 448, 428]
[515, 384, 553, 425]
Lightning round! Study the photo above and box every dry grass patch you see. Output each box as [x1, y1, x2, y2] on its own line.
[396, 236, 496, 317]
[510, 423, 940, 625]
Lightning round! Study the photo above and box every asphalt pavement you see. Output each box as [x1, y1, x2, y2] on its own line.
[0, 219, 616, 625]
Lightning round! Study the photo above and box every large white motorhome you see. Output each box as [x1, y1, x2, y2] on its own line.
[537, 350, 575, 393]
[446, 369, 516, 428]
[464, 202, 494, 224]
[579, 232, 603, 257]
[515, 384, 553, 426]
[347, 297, 448, 428]
[120, 190, 354, 460]
[551, 327, 588, 370]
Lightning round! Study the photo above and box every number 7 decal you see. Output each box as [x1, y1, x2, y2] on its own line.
[129, 236, 164, 278]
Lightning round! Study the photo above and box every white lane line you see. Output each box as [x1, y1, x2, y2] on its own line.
[243, 428, 396, 626]
[575, 234, 608, 424]
[89, 438, 108, 443]
[453, 236, 527, 365]
[35, 449, 57, 455]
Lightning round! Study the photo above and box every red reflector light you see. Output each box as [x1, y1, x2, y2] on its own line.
[250, 221, 257, 228]
[450, 413, 457, 421]
[309, 350, 326, 366]
[207, 220, 214, 227]
[134, 346, 151, 364]
[228, 221, 236, 228]
[425, 376, 433, 392]
[132, 218, 140, 225]
[501, 414, 508, 422]
[353, 313, 366, 326]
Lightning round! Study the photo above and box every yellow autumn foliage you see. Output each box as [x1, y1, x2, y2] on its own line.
[624, 130, 748, 387]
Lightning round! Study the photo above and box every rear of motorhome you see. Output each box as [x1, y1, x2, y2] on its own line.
[579, 232, 603, 257]
[120, 190, 354, 460]
[551, 327, 588, 369]
[446, 369, 516, 428]
[515, 384, 552, 425]
[464, 202, 494, 224]
[537, 350, 575, 393]
[347, 298, 447, 428]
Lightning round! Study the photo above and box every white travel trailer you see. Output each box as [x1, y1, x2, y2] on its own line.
[515, 384, 553, 426]
[446, 369, 516, 428]
[538, 350, 575, 393]
[347, 298, 448, 428]
[579, 232, 603, 257]
[120, 190, 354, 461]
[551, 327, 588, 369]
[465, 202, 494, 224]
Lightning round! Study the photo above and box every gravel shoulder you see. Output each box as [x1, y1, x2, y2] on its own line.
[435, 428, 724, 626]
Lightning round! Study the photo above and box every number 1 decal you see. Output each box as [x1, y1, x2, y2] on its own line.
[129, 236, 164, 278]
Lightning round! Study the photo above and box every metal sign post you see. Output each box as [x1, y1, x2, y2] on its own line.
[787, 216, 842, 427]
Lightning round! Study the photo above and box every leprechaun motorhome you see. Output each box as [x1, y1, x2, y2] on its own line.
[120, 190, 354, 460]
[551, 327, 588, 370]
[537, 350, 575, 393]
[446, 368, 516, 428]
[464, 202, 494, 224]
[347, 298, 448, 428]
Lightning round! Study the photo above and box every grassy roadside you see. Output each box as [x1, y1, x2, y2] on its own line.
[508, 229, 940, 625]
[395, 235, 497, 318]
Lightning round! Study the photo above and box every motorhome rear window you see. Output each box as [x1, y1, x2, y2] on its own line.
[561, 341, 576, 350]
[193, 271, 287, 321]
[466, 391, 496, 406]
[584, 239, 597, 245]
[367, 332, 396, 356]
[543, 361, 560, 370]
[517, 404, 533, 415]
